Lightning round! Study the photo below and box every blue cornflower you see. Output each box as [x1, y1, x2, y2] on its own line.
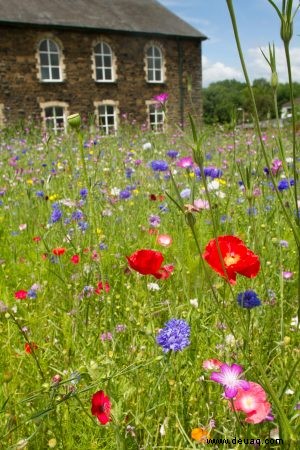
[78, 221, 88, 232]
[150, 160, 169, 172]
[119, 189, 131, 199]
[27, 289, 37, 299]
[237, 290, 262, 309]
[36, 190, 44, 198]
[79, 188, 88, 198]
[125, 168, 134, 178]
[204, 166, 223, 178]
[51, 207, 62, 223]
[278, 179, 289, 191]
[156, 318, 191, 353]
[166, 150, 179, 159]
[72, 210, 84, 221]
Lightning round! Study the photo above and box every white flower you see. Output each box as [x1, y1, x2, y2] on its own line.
[285, 388, 295, 395]
[290, 316, 299, 329]
[207, 180, 220, 191]
[147, 282, 160, 291]
[190, 298, 199, 308]
[142, 142, 152, 150]
[285, 157, 293, 163]
[159, 417, 168, 436]
[215, 191, 226, 198]
[225, 334, 236, 346]
[111, 187, 120, 196]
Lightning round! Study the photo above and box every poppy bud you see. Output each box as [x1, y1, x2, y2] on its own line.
[67, 113, 81, 130]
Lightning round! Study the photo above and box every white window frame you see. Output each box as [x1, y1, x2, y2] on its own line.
[92, 42, 116, 82]
[37, 38, 64, 82]
[145, 44, 165, 83]
[40, 101, 69, 133]
[94, 100, 119, 135]
[146, 101, 165, 132]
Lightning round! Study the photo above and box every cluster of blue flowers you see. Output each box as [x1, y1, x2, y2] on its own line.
[150, 160, 169, 172]
[237, 290, 261, 309]
[156, 318, 190, 353]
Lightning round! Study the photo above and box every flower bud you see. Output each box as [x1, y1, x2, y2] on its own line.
[271, 71, 278, 90]
[67, 113, 81, 130]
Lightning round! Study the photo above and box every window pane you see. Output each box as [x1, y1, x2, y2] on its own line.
[40, 53, 49, 65]
[148, 70, 153, 81]
[41, 67, 50, 80]
[39, 40, 48, 51]
[46, 118, 55, 129]
[104, 55, 111, 67]
[94, 44, 101, 54]
[50, 53, 59, 66]
[95, 55, 102, 68]
[153, 47, 160, 57]
[49, 40, 58, 52]
[96, 68, 103, 80]
[51, 68, 60, 79]
[147, 58, 153, 69]
[104, 69, 112, 80]
[155, 70, 162, 81]
[102, 43, 110, 54]
[55, 107, 63, 116]
[107, 115, 114, 126]
[154, 59, 161, 69]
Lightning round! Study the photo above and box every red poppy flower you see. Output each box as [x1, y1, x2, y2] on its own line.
[91, 390, 111, 425]
[52, 247, 66, 256]
[15, 290, 28, 300]
[70, 254, 80, 264]
[127, 249, 173, 279]
[24, 342, 38, 354]
[95, 281, 110, 294]
[203, 235, 260, 285]
[32, 236, 41, 243]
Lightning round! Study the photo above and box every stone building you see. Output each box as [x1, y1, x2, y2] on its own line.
[0, 0, 207, 132]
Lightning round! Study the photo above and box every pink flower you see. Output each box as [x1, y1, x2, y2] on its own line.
[156, 234, 172, 247]
[153, 92, 169, 104]
[210, 363, 250, 398]
[194, 199, 209, 210]
[232, 382, 272, 424]
[203, 358, 223, 371]
[176, 157, 194, 168]
[282, 271, 293, 280]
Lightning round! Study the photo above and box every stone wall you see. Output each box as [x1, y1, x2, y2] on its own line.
[0, 24, 203, 128]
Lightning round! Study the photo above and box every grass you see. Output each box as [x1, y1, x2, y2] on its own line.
[0, 120, 299, 449]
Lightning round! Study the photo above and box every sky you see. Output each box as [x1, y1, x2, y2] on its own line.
[159, 0, 300, 87]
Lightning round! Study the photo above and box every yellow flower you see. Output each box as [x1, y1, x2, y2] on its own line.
[49, 194, 59, 201]
[26, 179, 33, 185]
[216, 178, 226, 185]
[191, 428, 210, 443]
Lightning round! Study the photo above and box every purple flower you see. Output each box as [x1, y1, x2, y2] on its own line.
[166, 149, 179, 159]
[204, 166, 223, 178]
[79, 188, 88, 198]
[119, 189, 131, 199]
[51, 207, 62, 223]
[210, 363, 250, 398]
[150, 160, 169, 172]
[72, 210, 84, 221]
[149, 214, 161, 227]
[278, 179, 289, 191]
[237, 290, 261, 309]
[153, 92, 169, 104]
[156, 318, 190, 353]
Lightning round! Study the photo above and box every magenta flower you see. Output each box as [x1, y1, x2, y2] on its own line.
[153, 92, 169, 104]
[176, 156, 194, 168]
[210, 363, 250, 398]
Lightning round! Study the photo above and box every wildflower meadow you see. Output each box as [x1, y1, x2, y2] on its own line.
[1, 1, 300, 449]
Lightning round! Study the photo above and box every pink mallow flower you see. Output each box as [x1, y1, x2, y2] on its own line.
[232, 381, 272, 424]
[210, 363, 250, 398]
[176, 156, 194, 168]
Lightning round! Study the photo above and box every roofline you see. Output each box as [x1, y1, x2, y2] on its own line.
[0, 20, 208, 41]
